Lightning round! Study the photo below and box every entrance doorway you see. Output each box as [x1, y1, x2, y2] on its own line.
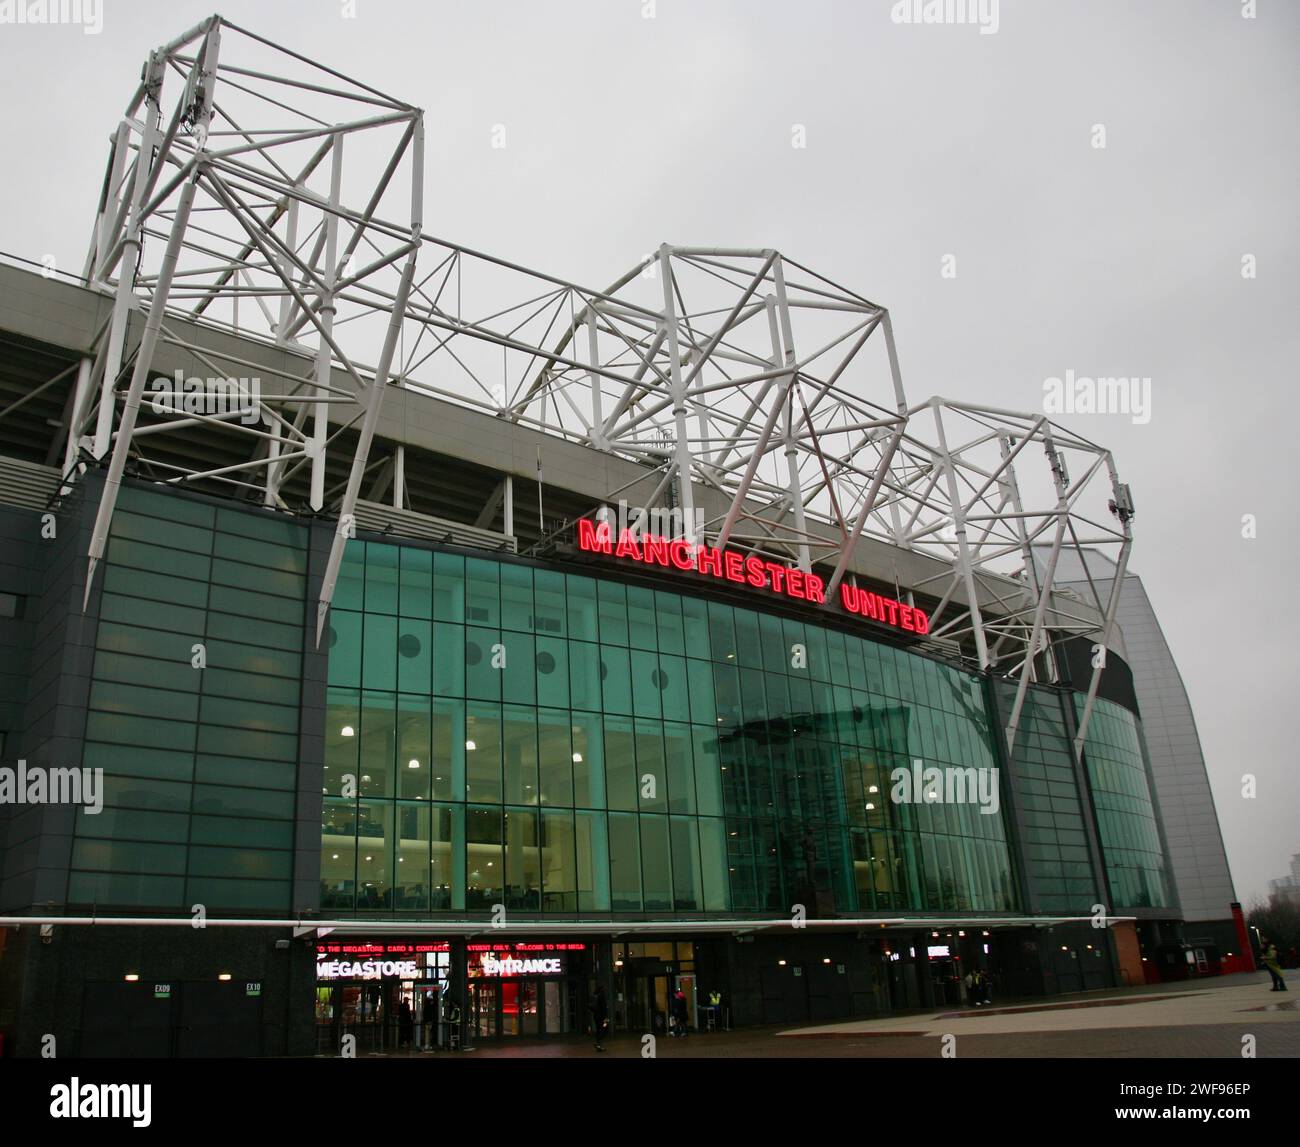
[469, 978, 577, 1039]
[627, 972, 697, 1034]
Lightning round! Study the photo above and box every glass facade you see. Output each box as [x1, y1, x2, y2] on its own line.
[62, 485, 1167, 926]
[74, 486, 307, 911]
[321, 539, 1017, 917]
[1075, 695, 1174, 910]
[993, 682, 1100, 914]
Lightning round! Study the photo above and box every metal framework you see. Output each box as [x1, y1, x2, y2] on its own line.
[54, 15, 1133, 757]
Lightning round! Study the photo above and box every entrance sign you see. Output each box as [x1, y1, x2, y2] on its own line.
[466, 942, 584, 979]
[314, 940, 450, 982]
[576, 520, 928, 635]
[316, 958, 419, 981]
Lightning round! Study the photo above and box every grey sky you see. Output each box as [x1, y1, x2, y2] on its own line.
[0, 0, 1295, 905]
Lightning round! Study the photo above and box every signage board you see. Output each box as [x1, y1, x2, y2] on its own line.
[577, 521, 929, 635]
[466, 942, 585, 979]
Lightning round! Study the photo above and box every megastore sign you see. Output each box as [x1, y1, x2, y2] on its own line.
[576, 520, 929, 636]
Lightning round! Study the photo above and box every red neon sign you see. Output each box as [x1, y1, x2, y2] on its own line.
[577, 520, 928, 636]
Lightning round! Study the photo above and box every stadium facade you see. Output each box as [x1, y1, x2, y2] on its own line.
[0, 17, 1248, 1057]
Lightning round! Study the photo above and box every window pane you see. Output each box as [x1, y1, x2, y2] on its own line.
[365, 544, 399, 615]
[532, 569, 567, 636]
[536, 636, 569, 709]
[604, 715, 637, 811]
[571, 713, 605, 809]
[566, 575, 598, 641]
[626, 585, 658, 651]
[636, 719, 667, 812]
[608, 811, 642, 910]
[397, 694, 431, 800]
[466, 806, 503, 907]
[655, 591, 684, 656]
[356, 801, 393, 909]
[430, 803, 463, 910]
[597, 579, 629, 646]
[503, 705, 539, 806]
[671, 817, 702, 910]
[431, 698, 465, 801]
[538, 708, 574, 808]
[505, 808, 540, 909]
[361, 614, 396, 690]
[399, 547, 433, 619]
[569, 641, 601, 711]
[577, 810, 610, 911]
[465, 558, 499, 626]
[397, 618, 431, 694]
[542, 810, 577, 912]
[358, 691, 395, 799]
[433, 552, 465, 622]
[500, 563, 533, 633]
[664, 722, 696, 814]
[465, 626, 501, 701]
[394, 802, 430, 909]
[432, 621, 464, 697]
[640, 814, 672, 910]
[465, 704, 502, 803]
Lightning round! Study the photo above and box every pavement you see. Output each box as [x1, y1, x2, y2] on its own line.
[380, 970, 1298, 1058]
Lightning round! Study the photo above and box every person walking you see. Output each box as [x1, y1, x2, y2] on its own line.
[397, 999, 414, 1051]
[1261, 940, 1288, 991]
[590, 984, 609, 1051]
[671, 988, 690, 1037]
[981, 968, 994, 1007]
[963, 968, 977, 1007]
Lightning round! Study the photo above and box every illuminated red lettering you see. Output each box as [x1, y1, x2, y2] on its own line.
[642, 534, 670, 567]
[899, 604, 915, 632]
[765, 562, 786, 593]
[840, 583, 859, 612]
[914, 609, 929, 635]
[723, 551, 745, 583]
[805, 573, 825, 604]
[669, 539, 695, 570]
[697, 546, 723, 577]
[744, 556, 767, 587]
[615, 529, 642, 561]
[578, 518, 612, 554]
[786, 568, 805, 599]
[883, 598, 898, 626]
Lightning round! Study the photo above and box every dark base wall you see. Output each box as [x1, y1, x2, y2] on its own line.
[0, 923, 316, 1058]
[694, 934, 891, 1027]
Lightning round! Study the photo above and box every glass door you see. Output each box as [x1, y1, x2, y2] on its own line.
[520, 981, 540, 1035]
[471, 981, 498, 1039]
[501, 981, 520, 1036]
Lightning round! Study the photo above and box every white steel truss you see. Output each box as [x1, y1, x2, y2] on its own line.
[57, 15, 1133, 757]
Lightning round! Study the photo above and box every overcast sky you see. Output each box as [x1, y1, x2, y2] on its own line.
[0, 0, 1295, 906]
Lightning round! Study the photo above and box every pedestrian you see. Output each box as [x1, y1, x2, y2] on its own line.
[1261, 940, 1288, 992]
[671, 988, 689, 1037]
[963, 968, 977, 1007]
[971, 969, 984, 1006]
[590, 984, 609, 1051]
[981, 969, 994, 1006]
[398, 999, 414, 1050]
[423, 988, 439, 1050]
[442, 992, 461, 1050]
